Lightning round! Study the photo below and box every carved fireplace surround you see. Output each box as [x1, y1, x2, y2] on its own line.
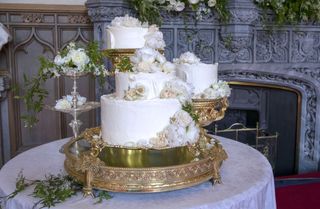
[86, 0, 320, 173]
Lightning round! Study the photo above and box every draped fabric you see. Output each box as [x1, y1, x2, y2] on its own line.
[0, 137, 276, 209]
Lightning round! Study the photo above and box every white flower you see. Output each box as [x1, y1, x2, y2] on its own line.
[109, 14, 146, 27]
[69, 48, 90, 68]
[160, 79, 193, 104]
[66, 95, 87, 106]
[161, 61, 175, 73]
[186, 123, 200, 143]
[156, 53, 166, 64]
[194, 81, 231, 99]
[207, 0, 216, 7]
[171, 110, 193, 127]
[174, 51, 201, 64]
[54, 55, 64, 65]
[144, 25, 166, 49]
[174, 1, 185, 11]
[55, 98, 72, 109]
[189, 0, 200, 4]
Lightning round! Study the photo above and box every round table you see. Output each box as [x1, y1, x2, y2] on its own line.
[0, 137, 276, 209]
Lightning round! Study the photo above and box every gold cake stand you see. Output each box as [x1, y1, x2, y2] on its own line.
[63, 97, 229, 194]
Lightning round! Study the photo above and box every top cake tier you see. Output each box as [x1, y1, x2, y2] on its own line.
[106, 15, 165, 50]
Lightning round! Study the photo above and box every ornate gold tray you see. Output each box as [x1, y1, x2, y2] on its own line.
[64, 128, 228, 194]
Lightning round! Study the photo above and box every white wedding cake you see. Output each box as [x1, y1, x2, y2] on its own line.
[174, 52, 231, 99]
[106, 15, 166, 49]
[101, 47, 199, 148]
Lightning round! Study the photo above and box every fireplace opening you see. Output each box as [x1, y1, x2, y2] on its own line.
[208, 82, 301, 176]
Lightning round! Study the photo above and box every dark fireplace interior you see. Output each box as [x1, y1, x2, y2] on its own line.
[207, 82, 300, 176]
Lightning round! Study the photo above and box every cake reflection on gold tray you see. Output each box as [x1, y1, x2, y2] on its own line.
[64, 127, 228, 194]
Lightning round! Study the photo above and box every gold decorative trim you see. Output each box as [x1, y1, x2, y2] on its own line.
[64, 127, 228, 193]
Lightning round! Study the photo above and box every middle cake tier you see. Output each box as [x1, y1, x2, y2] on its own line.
[101, 95, 182, 147]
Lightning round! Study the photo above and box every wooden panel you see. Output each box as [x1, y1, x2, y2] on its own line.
[0, 4, 95, 157]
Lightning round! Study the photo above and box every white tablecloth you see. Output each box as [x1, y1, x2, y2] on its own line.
[0, 137, 276, 209]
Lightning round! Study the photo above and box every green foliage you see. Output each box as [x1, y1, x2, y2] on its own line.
[130, 0, 163, 25]
[182, 102, 199, 123]
[116, 56, 134, 72]
[0, 172, 112, 209]
[255, 0, 320, 25]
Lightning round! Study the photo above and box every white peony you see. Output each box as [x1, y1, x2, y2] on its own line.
[144, 25, 166, 49]
[186, 123, 200, 143]
[171, 110, 193, 127]
[54, 54, 64, 66]
[174, 1, 185, 11]
[109, 14, 145, 27]
[55, 98, 72, 109]
[194, 80, 231, 99]
[156, 53, 166, 64]
[174, 51, 201, 64]
[66, 95, 87, 106]
[189, 0, 200, 4]
[207, 0, 217, 7]
[69, 48, 90, 68]
[161, 61, 175, 73]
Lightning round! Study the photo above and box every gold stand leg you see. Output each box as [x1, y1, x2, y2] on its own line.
[83, 170, 94, 197]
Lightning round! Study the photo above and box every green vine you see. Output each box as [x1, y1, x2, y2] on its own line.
[182, 102, 199, 123]
[0, 172, 112, 209]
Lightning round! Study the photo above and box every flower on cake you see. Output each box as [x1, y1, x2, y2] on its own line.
[55, 95, 87, 110]
[160, 79, 193, 104]
[124, 85, 148, 101]
[150, 110, 200, 148]
[144, 25, 166, 49]
[194, 80, 231, 99]
[109, 14, 148, 27]
[173, 52, 201, 64]
[130, 47, 175, 74]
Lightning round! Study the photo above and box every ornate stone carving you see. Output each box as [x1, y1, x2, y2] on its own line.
[22, 14, 43, 23]
[291, 31, 320, 63]
[87, 7, 133, 23]
[68, 15, 91, 24]
[228, 9, 259, 24]
[256, 30, 289, 63]
[218, 36, 252, 63]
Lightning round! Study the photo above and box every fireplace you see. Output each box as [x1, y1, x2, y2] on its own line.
[86, 0, 320, 174]
[209, 82, 301, 176]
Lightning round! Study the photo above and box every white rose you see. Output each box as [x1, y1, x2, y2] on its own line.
[55, 99, 71, 109]
[161, 61, 175, 73]
[208, 0, 217, 7]
[186, 124, 200, 143]
[69, 48, 89, 67]
[54, 54, 65, 65]
[177, 52, 201, 64]
[156, 53, 166, 64]
[174, 1, 185, 11]
[172, 110, 193, 127]
[189, 0, 200, 4]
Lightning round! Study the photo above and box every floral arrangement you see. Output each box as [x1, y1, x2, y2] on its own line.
[160, 79, 193, 104]
[55, 95, 87, 110]
[150, 110, 200, 148]
[173, 51, 201, 64]
[194, 80, 231, 99]
[129, 47, 175, 73]
[255, 0, 320, 24]
[124, 85, 148, 101]
[16, 42, 107, 127]
[130, 0, 229, 25]
[108, 14, 148, 27]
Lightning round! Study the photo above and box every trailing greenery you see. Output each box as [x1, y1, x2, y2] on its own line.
[182, 102, 199, 123]
[0, 172, 112, 209]
[255, 0, 320, 25]
[129, 0, 229, 25]
[15, 42, 107, 128]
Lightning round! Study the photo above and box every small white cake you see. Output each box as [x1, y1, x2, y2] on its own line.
[174, 52, 218, 95]
[106, 15, 165, 49]
[101, 95, 181, 147]
[115, 71, 175, 99]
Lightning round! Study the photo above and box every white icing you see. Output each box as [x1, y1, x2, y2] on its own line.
[106, 27, 148, 49]
[175, 63, 218, 95]
[115, 71, 175, 99]
[101, 95, 181, 147]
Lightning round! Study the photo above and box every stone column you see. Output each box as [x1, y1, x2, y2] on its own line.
[0, 74, 10, 166]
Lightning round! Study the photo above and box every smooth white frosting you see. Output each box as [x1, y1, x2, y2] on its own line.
[175, 63, 218, 95]
[115, 71, 175, 99]
[101, 95, 181, 146]
[106, 27, 148, 49]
